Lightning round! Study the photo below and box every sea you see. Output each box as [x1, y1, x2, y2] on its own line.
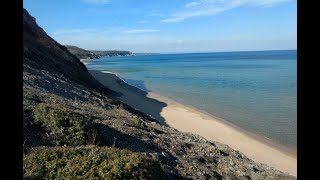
[84, 50, 297, 148]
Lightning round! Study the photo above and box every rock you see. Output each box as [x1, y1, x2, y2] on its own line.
[220, 150, 229, 156]
[236, 170, 246, 177]
[149, 153, 159, 161]
[199, 156, 206, 163]
[253, 166, 261, 173]
[161, 151, 170, 159]
[229, 159, 235, 166]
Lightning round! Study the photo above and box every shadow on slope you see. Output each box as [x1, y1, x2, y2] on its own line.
[89, 70, 169, 126]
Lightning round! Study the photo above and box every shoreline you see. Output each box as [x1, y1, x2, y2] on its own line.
[119, 77, 297, 155]
[147, 91, 297, 157]
[95, 69, 296, 155]
[88, 69, 297, 176]
[80, 59, 89, 65]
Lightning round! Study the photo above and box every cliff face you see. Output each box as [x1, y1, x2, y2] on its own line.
[23, 9, 112, 94]
[65, 45, 135, 60]
[23, 8, 295, 180]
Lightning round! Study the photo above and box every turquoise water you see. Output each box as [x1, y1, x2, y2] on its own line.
[85, 50, 297, 148]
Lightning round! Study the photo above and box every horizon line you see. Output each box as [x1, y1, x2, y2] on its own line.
[135, 49, 297, 55]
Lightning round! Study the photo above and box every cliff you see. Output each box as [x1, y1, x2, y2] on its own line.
[65, 45, 135, 60]
[23, 8, 295, 179]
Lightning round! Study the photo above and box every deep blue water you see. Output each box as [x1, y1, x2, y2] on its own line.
[85, 50, 297, 148]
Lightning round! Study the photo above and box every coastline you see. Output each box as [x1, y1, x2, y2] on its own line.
[88, 69, 297, 176]
[148, 91, 297, 156]
[80, 59, 89, 65]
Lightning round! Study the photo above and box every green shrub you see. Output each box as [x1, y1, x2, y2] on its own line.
[23, 146, 168, 179]
[132, 117, 143, 127]
[32, 103, 94, 146]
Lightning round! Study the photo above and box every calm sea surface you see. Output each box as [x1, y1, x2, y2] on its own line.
[85, 50, 297, 148]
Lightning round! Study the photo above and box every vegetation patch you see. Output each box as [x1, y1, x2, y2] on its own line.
[32, 103, 95, 146]
[132, 117, 143, 127]
[23, 146, 167, 179]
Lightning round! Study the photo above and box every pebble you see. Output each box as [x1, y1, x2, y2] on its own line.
[149, 153, 159, 161]
[161, 151, 170, 159]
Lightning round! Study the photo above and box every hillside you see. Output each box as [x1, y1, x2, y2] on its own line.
[65, 45, 135, 60]
[64, 45, 100, 59]
[92, 50, 135, 57]
[23, 8, 295, 179]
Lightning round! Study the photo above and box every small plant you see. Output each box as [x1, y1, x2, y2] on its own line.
[146, 125, 156, 132]
[32, 103, 94, 146]
[23, 146, 168, 179]
[132, 117, 143, 127]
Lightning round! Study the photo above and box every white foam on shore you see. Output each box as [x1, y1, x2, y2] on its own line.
[101, 70, 117, 75]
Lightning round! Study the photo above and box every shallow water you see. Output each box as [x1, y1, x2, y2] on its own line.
[85, 50, 297, 148]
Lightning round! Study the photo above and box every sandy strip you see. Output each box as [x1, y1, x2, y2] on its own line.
[80, 59, 90, 65]
[89, 70, 297, 176]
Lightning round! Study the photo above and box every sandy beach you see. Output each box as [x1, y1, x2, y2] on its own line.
[80, 59, 89, 65]
[89, 70, 297, 176]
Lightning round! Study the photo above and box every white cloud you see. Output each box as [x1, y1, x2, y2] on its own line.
[185, 2, 200, 8]
[147, 10, 165, 17]
[53, 27, 160, 37]
[162, 0, 290, 23]
[82, 0, 111, 4]
[176, 40, 184, 44]
[254, 0, 290, 6]
[121, 29, 160, 34]
[139, 20, 148, 24]
[52, 26, 128, 37]
[53, 28, 97, 35]
[53, 31, 296, 53]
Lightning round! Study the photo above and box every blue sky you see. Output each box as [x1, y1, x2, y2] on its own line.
[23, 0, 296, 53]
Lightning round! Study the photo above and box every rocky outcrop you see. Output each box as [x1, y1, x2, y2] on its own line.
[65, 45, 135, 60]
[23, 8, 295, 179]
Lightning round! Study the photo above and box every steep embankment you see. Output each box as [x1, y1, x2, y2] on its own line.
[23, 10, 112, 95]
[65, 45, 135, 60]
[23, 8, 295, 179]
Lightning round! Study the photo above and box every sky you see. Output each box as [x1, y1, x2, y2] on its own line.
[23, 0, 297, 53]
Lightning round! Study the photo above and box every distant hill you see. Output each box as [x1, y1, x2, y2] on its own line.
[64, 45, 100, 60]
[65, 45, 135, 60]
[92, 50, 135, 57]
[135, 53, 161, 55]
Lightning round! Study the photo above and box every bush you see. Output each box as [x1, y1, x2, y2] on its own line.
[23, 146, 168, 179]
[32, 103, 94, 146]
[132, 117, 143, 127]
